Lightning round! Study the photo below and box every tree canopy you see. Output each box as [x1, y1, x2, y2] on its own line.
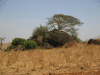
[45, 14, 84, 37]
[29, 24, 50, 41]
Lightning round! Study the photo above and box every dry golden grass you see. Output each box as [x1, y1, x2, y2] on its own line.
[0, 43, 11, 51]
[0, 38, 100, 75]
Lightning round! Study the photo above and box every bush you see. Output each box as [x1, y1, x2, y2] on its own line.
[77, 38, 83, 43]
[11, 37, 26, 46]
[24, 40, 37, 49]
[31, 25, 50, 42]
[29, 36, 33, 39]
[36, 46, 40, 49]
[7, 44, 15, 52]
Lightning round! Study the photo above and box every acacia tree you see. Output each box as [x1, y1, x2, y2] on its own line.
[45, 14, 84, 36]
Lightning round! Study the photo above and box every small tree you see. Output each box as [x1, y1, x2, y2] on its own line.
[0, 37, 6, 46]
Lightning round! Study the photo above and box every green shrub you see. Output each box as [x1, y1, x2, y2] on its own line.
[7, 44, 15, 52]
[11, 37, 26, 46]
[77, 38, 83, 43]
[36, 46, 40, 49]
[29, 36, 33, 39]
[24, 40, 37, 49]
[31, 25, 50, 42]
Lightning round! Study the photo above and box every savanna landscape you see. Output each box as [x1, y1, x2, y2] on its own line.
[0, 36, 100, 75]
[1, 0, 100, 75]
[0, 14, 100, 75]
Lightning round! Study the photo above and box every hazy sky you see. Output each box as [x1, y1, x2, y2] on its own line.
[0, 0, 100, 43]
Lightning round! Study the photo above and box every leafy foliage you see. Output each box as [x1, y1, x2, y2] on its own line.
[77, 38, 83, 43]
[46, 14, 84, 37]
[31, 24, 50, 42]
[11, 37, 26, 46]
[24, 40, 37, 49]
[70, 34, 83, 43]
[7, 44, 15, 52]
[65, 26, 79, 38]
[36, 46, 40, 49]
[29, 36, 32, 39]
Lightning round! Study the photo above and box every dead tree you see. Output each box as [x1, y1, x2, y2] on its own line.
[0, 37, 6, 46]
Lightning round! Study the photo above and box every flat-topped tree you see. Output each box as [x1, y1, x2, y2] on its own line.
[45, 14, 84, 37]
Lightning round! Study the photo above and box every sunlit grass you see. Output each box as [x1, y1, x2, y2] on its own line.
[0, 35, 100, 74]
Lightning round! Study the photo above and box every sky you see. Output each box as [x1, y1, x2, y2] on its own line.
[0, 0, 100, 43]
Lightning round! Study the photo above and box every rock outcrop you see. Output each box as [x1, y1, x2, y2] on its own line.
[28, 28, 71, 49]
[88, 39, 100, 45]
[4, 28, 82, 52]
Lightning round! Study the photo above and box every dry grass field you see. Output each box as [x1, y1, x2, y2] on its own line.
[0, 39, 100, 75]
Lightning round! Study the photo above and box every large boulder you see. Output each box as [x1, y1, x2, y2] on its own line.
[40, 43, 54, 49]
[88, 39, 100, 45]
[46, 28, 71, 47]
[26, 28, 82, 50]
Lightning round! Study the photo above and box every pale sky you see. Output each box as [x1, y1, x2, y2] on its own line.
[0, 0, 100, 43]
